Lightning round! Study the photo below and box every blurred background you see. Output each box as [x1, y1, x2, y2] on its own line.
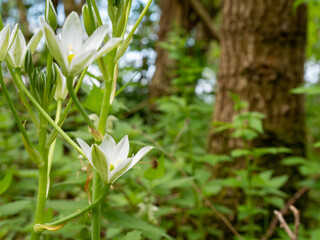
[1, 0, 320, 239]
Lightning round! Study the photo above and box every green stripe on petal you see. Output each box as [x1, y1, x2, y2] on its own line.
[91, 145, 110, 184]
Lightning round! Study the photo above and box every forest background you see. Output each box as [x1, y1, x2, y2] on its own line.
[1, 0, 320, 239]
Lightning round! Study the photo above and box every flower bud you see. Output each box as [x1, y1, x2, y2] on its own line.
[45, 0, 57, 30]
[24, 48, 34, 75]
[82, 4, 97, 36]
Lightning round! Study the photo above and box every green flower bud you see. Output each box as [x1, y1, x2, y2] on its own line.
[24, 48, 34, 75]
[82, 4, 97, 36]
[45, 0, 57, 30]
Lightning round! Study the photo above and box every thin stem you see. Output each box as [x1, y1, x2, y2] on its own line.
[66, 76, 96, 130]
[34, 185, 109, 233]
[46, 69, 86, 147]
[0, 64, 34, 153]
[31, 101, 49, 240]
[6, 64, 40, 128]
[46, 99, 62, 197]
[7, 65, 86, 158]
[91, 170, 103, 240]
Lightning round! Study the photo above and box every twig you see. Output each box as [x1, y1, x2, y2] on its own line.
[140, 130, 244, 240]
[262, 174, 320, 240]
[188, 0, 220, 42]
[290, 205, 300, 238]
[274, 210, 296, 240]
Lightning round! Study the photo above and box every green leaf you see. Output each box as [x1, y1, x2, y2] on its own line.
[231, 149, 252, 158]
[123, 230, 142, 240]
[282, 156, 307, 166]
[0, 171, 13, 195]
[83, 84, 103, 114]
[144, 155, 165, 180]
[0, 200, 32, 217]
[105, 210, 173, 240]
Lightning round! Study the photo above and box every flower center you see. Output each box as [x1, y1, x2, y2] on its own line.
[67, 45, 75, 63]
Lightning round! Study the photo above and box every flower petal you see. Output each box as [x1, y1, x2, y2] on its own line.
[0, 25, 10, 61]
[69, 49, 96, 76]
[61, 12, 82, 56]
[128, 146, 154, 169]
[9, 30, 26, 68]
[108, 157, 132, 183]
[91, 145, 111, 184]
[76, 138, 92, 162]
[111, 135, 129, 163]
[27, 30, 43, 54]
[9, 24, 19, 46]
[97, 38, 123, 58]
[100, 134, 116, 160]
[41, 18, 68, 75]
[83, 24, 108, 52]
[54, 63, 68, 100]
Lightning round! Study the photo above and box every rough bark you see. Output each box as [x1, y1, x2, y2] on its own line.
[209, 0, 306, 155]
[207, 0, 306, 238]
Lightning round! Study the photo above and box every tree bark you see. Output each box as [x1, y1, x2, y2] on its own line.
[209, 0, 306, 155]
[207, 0, 306, 238]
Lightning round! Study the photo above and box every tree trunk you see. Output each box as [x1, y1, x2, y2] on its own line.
[207, 0, 306, 238]
[209, 0, 306, 155]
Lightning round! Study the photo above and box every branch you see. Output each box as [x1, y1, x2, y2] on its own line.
[274, 205, 300, 240]
[262, 174, 320, 240]
[188, 0, 220, 42]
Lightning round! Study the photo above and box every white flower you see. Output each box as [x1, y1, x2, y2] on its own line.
[5, 29, 43, 68]
[77, 134, 153, 184]
[41, 12, 123, 77]
[0, 24, 18, 62]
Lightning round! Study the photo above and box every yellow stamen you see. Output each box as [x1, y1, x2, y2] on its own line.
[110, 164, 114, 172]
[67, 45, 75, 63]
[67, 54, 75, 63]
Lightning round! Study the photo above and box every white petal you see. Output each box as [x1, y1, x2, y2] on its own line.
[83, 24, 108, 52]
[91, 145, 111, 184]
[10, 30, 26, 68]
[27, 30, 43, 54]
[100, 134, 116, 160]
[76, 138, 92, 162]
[127, 146, 154, 169]
[111, 135, 129, 163]
[69, 49, 96, 76]
[97, 38, 123, 58]
[9, 24, 19, 47]
[108, 157, 132, 183]
[41, 18, 68, 75]
[61, 12, 82, 56]
[0, 25, 10, 61]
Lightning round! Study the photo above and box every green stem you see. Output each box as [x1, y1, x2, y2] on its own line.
[91, 170, 103, 240]
[46, 100, 62, 197]
[46, 69, 86, 147]
[7, 65, 86, 158]
[0, 65, 33, 151]
[66, 76, 96, 129]
[34, 185, 109, 233]
[31, 107, 49, 240]
[87, 0, 98, 31]
[6, 64, 40, 128]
